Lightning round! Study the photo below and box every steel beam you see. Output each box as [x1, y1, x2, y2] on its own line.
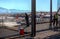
[31, 0, 36, 37]
[49, 0, 52, 30]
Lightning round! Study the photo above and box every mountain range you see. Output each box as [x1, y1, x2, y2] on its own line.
[0, 7, 30, 13]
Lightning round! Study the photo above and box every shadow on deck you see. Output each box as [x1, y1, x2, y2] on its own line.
[44, 34, 60, 39]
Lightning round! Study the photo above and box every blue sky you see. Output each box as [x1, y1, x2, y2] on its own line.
[0, 0, 57, 12]
[57, 0, 60, 9]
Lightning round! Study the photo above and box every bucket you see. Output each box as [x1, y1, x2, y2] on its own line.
[20, 28, 24, 35]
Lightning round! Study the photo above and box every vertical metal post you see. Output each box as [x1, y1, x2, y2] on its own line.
[31, 0, 36, 37]
[49, 0, 52, 30]
[2, 15, 3, 27]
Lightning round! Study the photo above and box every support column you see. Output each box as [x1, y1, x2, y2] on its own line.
[31, 0, 36, 37]
[49, 0, 52, 30]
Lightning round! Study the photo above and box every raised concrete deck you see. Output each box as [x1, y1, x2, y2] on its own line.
[0, 28, 19, 38]
[0, 23, 60, 39]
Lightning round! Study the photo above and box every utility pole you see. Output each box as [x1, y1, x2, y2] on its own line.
[31, 0, 36, 37]
[49, 0, 52, 30]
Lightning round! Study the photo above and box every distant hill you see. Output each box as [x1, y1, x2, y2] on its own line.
[0, 7, 8, 13]
[0, 7, 57, 14]
[0, 7, 30, 14]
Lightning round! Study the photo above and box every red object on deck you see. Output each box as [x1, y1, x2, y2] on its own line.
[16, 15, 18, 19]
[20, 28, 24, 35]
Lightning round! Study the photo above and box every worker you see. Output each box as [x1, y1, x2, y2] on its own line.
[53, 13, 58, 31]
[25, 13, 29, 27]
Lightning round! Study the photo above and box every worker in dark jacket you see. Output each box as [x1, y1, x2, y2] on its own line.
[53, 13, 58, 31]
[53, 13, 58, 26]
[25, 13, 29, 27]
